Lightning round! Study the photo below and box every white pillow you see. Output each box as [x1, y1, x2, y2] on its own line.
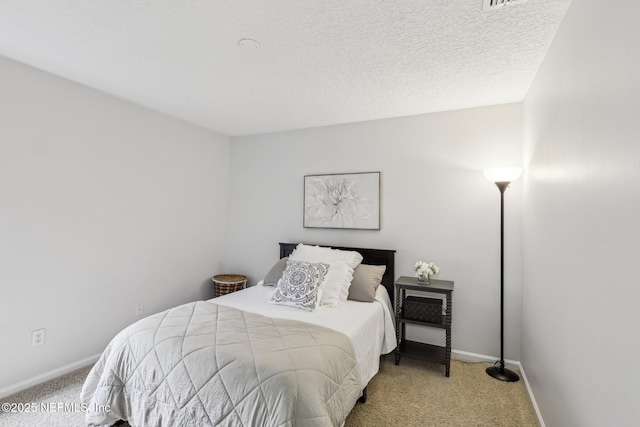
[289, 244, 363, 306]
[270, 259, 329, 311]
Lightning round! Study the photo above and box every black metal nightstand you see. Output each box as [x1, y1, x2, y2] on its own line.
[394, 276, 454, 377]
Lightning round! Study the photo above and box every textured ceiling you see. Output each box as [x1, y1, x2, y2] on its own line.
[0, 0, 571, 136]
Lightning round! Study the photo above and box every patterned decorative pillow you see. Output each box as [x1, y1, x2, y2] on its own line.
[289, 244, 363, 306]
[270, 260, 330, 311]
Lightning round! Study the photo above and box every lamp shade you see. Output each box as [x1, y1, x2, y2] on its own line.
[483, 167, 523, 183]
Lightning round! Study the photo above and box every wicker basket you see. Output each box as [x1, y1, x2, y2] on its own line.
[212, 274, 247, 297]
[402, 296, 442, 324]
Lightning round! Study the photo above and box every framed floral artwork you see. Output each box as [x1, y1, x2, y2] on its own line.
[303, 172, 380, 230]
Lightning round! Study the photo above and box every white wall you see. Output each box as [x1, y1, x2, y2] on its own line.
[228, 104, 524, 360]
[0, 57, 230, 391]
[522, 1, 640, 426]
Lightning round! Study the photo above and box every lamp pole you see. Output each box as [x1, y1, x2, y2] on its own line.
[486, 181, 520, 382]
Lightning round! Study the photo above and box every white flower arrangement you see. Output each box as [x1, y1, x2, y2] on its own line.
[415, 261, 439, 282]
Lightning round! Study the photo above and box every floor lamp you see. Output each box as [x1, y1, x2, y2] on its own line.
[484, 167, 522, 383]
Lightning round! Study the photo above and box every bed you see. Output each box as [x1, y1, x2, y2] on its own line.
[81, 243, 397, 427]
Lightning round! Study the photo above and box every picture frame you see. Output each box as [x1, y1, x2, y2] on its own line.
[303, 172, 380, 230]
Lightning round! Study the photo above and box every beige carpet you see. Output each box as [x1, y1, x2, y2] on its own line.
[346, 355, 539, 427]
[1, 355, 538, 427]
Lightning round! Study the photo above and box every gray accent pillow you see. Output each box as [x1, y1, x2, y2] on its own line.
[270, 260, 330, 311]
[347, 264, 386, 302]
[263, 257, 289, 286]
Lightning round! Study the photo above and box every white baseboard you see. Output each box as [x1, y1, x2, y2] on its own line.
[451, 348, 520, 370]
[517, 361, 546, 427]
[0, 353, 101, 399]
[451, 349, 545, 427]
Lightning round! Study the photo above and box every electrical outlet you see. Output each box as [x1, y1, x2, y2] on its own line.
[136, 303, 144, 317]
[32, 329, 46, 346]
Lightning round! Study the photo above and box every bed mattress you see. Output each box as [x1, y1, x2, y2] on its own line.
[211, 283, 397, 388]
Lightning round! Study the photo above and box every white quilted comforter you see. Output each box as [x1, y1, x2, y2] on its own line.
[80, 301, 361, 426]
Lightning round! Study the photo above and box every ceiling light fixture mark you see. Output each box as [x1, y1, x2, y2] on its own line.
[238, 38, 261, 49]
[482, 0, 528, 11]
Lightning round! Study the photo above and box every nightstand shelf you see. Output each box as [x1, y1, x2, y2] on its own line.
[394, 276, 454, 377]
[397, 315, 447, 329]
[399, 341, 447, 364]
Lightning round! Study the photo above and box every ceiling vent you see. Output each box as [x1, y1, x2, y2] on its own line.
[482, 0, 528, 11]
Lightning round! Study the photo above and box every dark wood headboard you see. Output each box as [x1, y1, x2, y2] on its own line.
[279, 242, 396, 304]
